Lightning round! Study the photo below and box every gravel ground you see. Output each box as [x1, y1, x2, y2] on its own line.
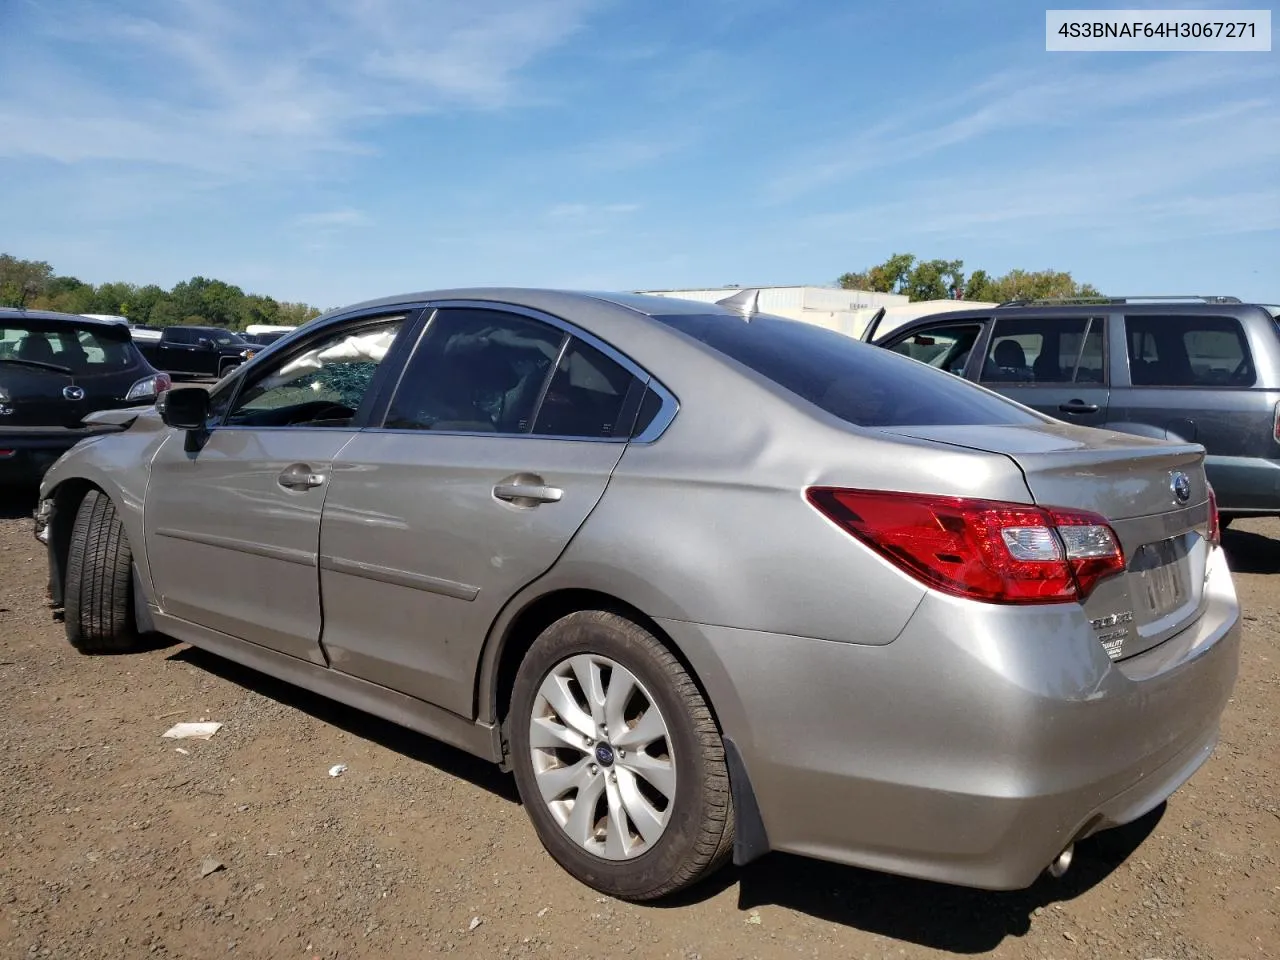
[0, 490, 1276, 960]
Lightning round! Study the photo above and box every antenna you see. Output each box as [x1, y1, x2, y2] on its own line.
[715, 288, 761, 319]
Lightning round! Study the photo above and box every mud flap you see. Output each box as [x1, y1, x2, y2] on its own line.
[724, 736, 769, 866]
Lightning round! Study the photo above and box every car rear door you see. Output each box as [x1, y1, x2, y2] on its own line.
[317, 304, 649, 716]
[144, 311, 414, 663]
[1110, 310, 1280, 512]
[976, 314, 1110, 427]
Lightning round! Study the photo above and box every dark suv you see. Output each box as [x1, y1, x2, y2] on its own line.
[0, 308, 169, 484]
[869, 296, 1280, 522]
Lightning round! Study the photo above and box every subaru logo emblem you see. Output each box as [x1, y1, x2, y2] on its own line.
[62, 386, 85, 401]
[594, 743, 615, 767]
[1170, 471, 1191, 504]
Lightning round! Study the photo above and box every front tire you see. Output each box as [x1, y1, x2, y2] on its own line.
[64, 489, 140, 654]
[509, 611, 734, 901]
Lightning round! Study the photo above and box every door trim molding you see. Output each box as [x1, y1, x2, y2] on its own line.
[319, 554, 480, 601]
[155, 527, 316, 567]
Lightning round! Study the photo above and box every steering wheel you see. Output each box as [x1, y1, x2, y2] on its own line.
[284, 401, 356, 425]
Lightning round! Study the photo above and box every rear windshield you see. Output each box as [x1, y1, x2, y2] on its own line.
[0, 322, 139, 374]
[650, 313, 1043, 427]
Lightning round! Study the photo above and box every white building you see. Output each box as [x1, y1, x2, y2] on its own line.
[638, 286, 995, 339]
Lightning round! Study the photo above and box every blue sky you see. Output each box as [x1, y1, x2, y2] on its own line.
[1, 0, 1276, 308]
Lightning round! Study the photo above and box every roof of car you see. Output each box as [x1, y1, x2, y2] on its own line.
[0, 307, 125, 326]
[313, 288, 738, 324]
[880, 299, 1276, 338]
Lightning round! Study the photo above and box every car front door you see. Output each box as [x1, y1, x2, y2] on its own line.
[317, 305, 648, 716]
[976, 315, 1110, 427]
[144, 311, 414, 663]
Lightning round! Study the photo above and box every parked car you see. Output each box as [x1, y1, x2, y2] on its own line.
[0, 308, 169, 484]
[132, 325, 257, 379]
[35, 290, 1239, 900]
[868, 296, 1280, 525]
[242, 330, 290, 347]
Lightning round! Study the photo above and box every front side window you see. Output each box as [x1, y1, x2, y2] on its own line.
[888, 323, 983, 376]
[385, 309, 566, 433]
[651, 313, 1042, 428]
[1126, 314, 1253, 387]
[222, 316, 405, 428]
[980, 317, 1103, 385]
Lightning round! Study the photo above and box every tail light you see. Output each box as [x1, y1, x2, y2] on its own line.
[806, 488, 1126, 605]
[1206, 483, 1221, 546]
[1273, 401, 1280, 444]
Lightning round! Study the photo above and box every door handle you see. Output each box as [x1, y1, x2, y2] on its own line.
[493, 482, 563, 505]
[1058, 400, 1099, 415]
[277, 463, 326, 489]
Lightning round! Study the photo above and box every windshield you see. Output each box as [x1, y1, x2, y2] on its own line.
[201, 330, 248, 347]
[651, 312, 1044, 428]
[0, 322, 139, 374]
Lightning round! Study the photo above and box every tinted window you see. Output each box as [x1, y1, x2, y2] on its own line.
[0, 323, 138, 373]
[651, 313, 1042, 428]
[1126, 315, 1253, 387]
[165, 328, 196, 344]
[385, 309, 565, 433]
[533, 339, 637, 438]
[224, 316, 405, 428]
[980, 317, 1104, 384]
[888, 323, 982, 376]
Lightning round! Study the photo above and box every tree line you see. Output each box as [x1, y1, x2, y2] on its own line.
[0, 254, 322, 330]
[838, 253, 1101, 303]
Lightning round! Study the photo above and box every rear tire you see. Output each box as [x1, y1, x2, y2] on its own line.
[509, 611, 734, 901]
[64, 489, 139, 654]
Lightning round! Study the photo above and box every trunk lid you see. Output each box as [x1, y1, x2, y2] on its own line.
[886, 422, 1213, 660]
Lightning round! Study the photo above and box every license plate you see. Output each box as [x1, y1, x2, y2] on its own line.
[1137, 540, 1188, 618]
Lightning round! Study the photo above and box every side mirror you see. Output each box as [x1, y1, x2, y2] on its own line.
[158, 386, 210, 430]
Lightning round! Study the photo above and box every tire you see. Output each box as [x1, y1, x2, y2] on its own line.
[64, 489, 139, 654]
[509, 611, 734, 901]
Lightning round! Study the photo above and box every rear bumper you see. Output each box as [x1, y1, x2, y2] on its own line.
[1205, 454, 1280, 514]
[659, 546, 1241, 889]
[0, 427, 117, 484]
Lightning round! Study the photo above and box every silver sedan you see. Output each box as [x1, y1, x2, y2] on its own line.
[37, 289, 1240, 900]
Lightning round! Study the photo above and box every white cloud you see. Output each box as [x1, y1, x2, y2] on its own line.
[296, 209, 371, 228]
[0, 0, 597, 177]
[547, 202, 640, 218]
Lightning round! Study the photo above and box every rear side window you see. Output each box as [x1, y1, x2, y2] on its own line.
[650, 313, 1042, 428]
[385, 309, 566, 433]
[980, 317, 1105, 385]
[1126, 315, 1253, 387]
[532, 338, 639, 438]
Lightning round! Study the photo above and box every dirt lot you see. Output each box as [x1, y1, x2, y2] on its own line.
[1, 493, 1277, 960]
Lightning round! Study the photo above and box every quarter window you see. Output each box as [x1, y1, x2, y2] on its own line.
[1126, 315, 1253, 387]
[980, 317, 1104, 385]
[222, 316, 405, 428]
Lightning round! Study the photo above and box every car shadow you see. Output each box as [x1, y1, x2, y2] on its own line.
[167, 646, 520, 803]
[1222, 526, 1280, 574]
[0, 486, 37, 520]
[166, 644, 1159, 951]
[660, 805, 1165, 952]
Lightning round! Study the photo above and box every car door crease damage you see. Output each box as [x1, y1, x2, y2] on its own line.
[39, 288, 1242, 902]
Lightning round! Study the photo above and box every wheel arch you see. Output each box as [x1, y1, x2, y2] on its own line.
[478, 582, 771, 867]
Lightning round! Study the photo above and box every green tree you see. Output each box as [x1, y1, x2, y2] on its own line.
[0, 255, 55, 307]
[839, 254, 1099, 303]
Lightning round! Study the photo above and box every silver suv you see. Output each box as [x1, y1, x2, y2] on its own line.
[870, 296, 1280, 525]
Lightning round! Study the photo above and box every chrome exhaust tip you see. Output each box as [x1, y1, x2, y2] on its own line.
[1047, 844, 1074, 878]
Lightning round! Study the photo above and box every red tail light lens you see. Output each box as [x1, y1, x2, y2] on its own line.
[156, 372, 172, 395]
[1206, 483, 1221, 546]
[806, 488, 1125, 605]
